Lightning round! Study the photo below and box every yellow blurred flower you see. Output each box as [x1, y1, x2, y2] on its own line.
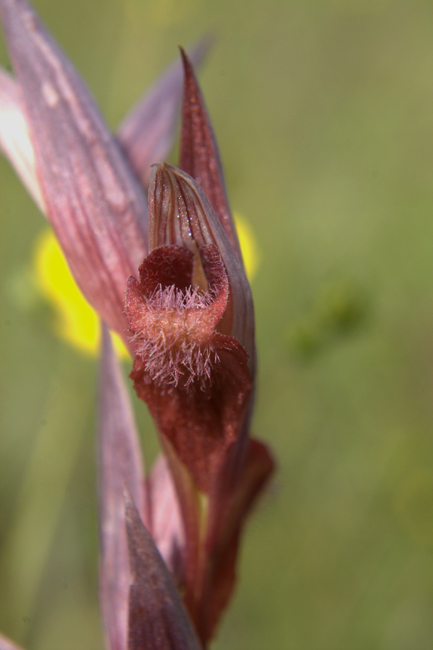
[233, 212, 260, 281]
[33, 214, 259, 356]
[33, 228, 129, 358]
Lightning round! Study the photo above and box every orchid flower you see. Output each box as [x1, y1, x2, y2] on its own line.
[0, 0, 275, 648]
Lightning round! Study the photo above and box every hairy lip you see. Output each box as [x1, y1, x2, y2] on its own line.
[128, 243, 229, 389]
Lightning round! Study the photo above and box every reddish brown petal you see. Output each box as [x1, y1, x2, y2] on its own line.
[193, 439, 275, 646]
[132, 340, 250, 494]
[98, 325, 147, 650]
[0, 0, 148, 342]
[179, 49, 241, 258]
[127, 243, 251, 493]
[117, 38, 211, 190]
[125, 492, 202, 650]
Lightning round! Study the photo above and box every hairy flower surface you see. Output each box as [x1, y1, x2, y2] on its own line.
[31, 216, 258, 357]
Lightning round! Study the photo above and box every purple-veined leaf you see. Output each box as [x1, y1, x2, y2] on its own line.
[125, 491, 202, 650]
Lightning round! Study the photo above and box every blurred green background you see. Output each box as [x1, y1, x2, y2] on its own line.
[2, 0, 433, 648]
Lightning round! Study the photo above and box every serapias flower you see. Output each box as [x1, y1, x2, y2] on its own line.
[127, 163, 252, 491]
[123, 53, 274, 645]
[0, 0, 275, 648]
[30, 212, 258, 358]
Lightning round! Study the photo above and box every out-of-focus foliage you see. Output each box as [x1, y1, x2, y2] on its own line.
[2, 1, 433, 649]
